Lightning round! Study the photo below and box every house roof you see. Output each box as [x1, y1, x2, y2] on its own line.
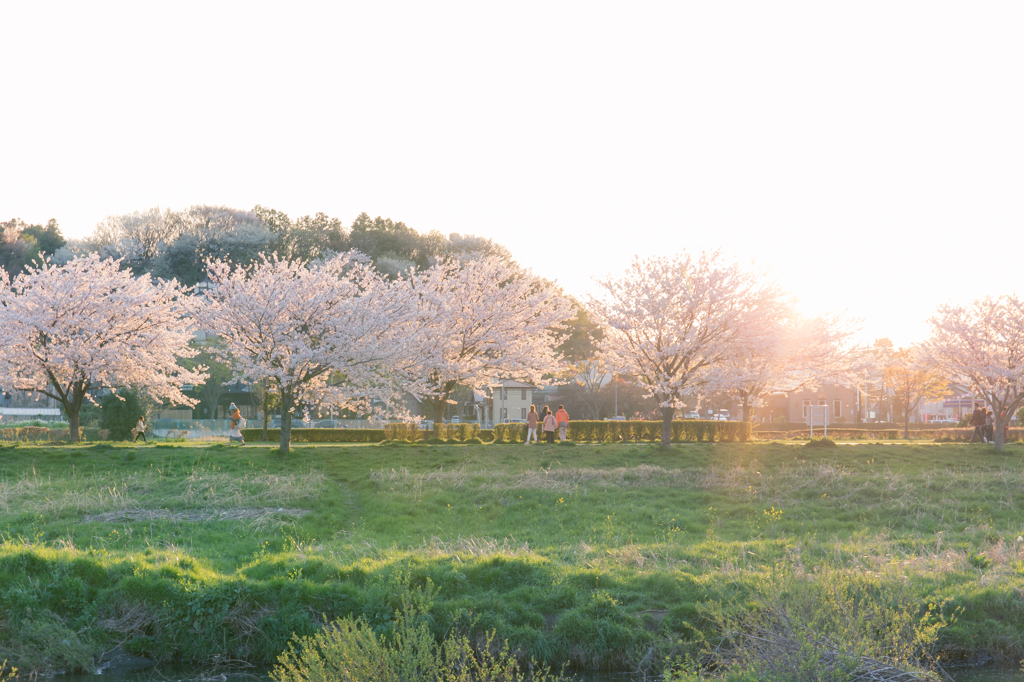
[491, 380, 537, 389]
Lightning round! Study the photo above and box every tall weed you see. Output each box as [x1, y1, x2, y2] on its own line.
[272, 583, 567, 682]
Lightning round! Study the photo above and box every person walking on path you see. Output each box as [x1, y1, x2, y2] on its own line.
[969, 404, 987, 442]
[542, 409, 557, 444]
[986, 408, 995, 443]
[228, 402, 246, 445]
[133, 416, 147, 443]
[526, 405, 539, 444]
[555, 405, 570, 442]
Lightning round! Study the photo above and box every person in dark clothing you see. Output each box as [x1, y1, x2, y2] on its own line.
[969, 404, 986, 442]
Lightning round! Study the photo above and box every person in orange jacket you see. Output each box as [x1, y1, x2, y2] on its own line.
[228, 402, 245, 445]
[555, 405, 569, 442]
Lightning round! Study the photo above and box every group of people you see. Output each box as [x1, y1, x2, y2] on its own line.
[525, 404, 569, 444]
[131, 403, 246, 445]
[970, 403, 1007, 443]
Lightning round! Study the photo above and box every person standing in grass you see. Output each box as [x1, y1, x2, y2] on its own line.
[228, 402, 245, 445]
[970, 404, 986, 442]
[526, 405, 539, 444]
[542, 408, 557, 444]
[133, 416, 147, 443]
[986, 408, 995, 443]
[555, 405, 569, 442]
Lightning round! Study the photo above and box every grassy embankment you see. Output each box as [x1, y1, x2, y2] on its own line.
[1, 438, 1023, 673]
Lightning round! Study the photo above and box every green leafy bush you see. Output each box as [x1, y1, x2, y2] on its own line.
[99, 390, 147, 441]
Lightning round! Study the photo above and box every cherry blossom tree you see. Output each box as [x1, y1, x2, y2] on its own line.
[0, 254, 207, 441]
[590, 251, 782, 448]
[926, 295, 1024, 451]
[884, 346, 948, 439]
[708, 310, 867, 423]
[196, 253, 418, 454]
[407, 257, 573, 425]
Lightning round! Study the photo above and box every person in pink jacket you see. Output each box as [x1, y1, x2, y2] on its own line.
[555, 405, 569, 442]
[526, 405, 539, 444]
[542, 408, 557, 444]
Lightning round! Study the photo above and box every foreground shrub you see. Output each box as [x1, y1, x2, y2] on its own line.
[272, 586, 566, 682]
[667, 567, 954, 681]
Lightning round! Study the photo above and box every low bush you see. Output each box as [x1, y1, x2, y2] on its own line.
[667, 567, 953, 682]
[561, 420, 750, 444]
[0, 427, 73, 443]
[493, 423, 526, 444]
[0, 420, 69, 430]
[384, 423, 426, 442]
[433, 423, 480, 442]
[240, 428, 387, 443]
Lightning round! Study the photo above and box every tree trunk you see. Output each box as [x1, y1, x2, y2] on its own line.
[65, 382, 87, 443]
[902, 399, 910, 440]
[262, 410, 269, 441]
[994, 414, 1004, 452]
[279, 389, 293, 455]
[432, 381, 456, 438]
[433, 396, 447, 438]
[67, 403, 81, 443]
[660, 406, 674, 449]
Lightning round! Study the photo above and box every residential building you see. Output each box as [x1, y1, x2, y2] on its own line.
[486, 381, 537, 422]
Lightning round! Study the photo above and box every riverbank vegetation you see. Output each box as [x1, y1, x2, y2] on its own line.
[1, 440, 1022, 675]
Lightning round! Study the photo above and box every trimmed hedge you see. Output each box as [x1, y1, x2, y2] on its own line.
[240, 425, 493, 444]
[751, 427, 1024, 441]
[240, 428, 386, 443]
[493, 420, 750, 443]
[381, 423, 481, 442]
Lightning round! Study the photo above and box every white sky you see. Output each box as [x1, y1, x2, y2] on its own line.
[2, 2, 1022, 347]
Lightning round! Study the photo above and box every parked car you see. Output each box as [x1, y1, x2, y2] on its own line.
[315, 420, 342, 428]
[503, 418, 527, 424]
[683, 411, 701, 419]
[929, 416, 957, 424]
[711, 414, 729, 421]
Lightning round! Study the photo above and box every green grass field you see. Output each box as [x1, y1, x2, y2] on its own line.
[2, 438, 1023, 674]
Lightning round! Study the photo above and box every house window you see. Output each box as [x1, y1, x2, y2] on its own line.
[521, 389, 526, 401]
[501, 408, 507, 419]
[802, 400, 811, 417]
[833, 400, 841, 419]
[521, 407, 527, 419]
[502, 388, 507, 401]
